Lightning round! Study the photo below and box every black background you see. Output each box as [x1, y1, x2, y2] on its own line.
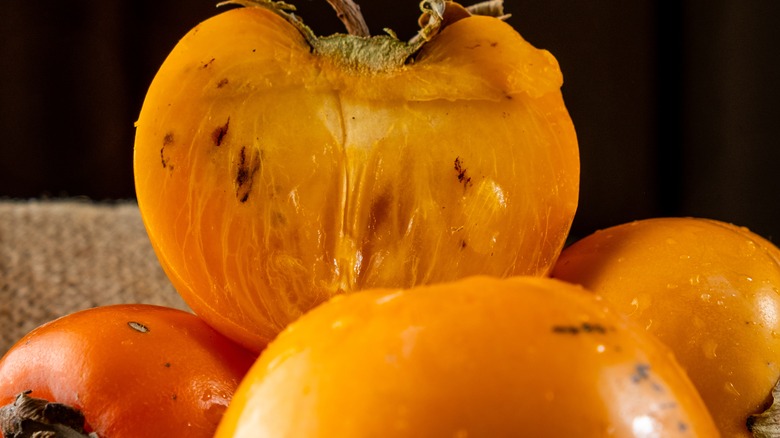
[1, 0, 779, 244]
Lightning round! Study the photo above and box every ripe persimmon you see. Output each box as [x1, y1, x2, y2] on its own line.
[0, 304, 256, 438]
[133, 0, 579, 350]
[215, 276, 718, 437]
[553, 217, 780, 437]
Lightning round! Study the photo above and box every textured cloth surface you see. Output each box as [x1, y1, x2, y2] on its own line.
[0, 199, 188, 354]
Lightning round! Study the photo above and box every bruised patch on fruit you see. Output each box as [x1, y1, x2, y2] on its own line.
[217, 78, 229, 88]
[236, 146, 262, 203]
[212, 118, 230, 147]
[161, 132, 174, 170]
[369, 193, 391, 230]
[454, 156, 472, 189]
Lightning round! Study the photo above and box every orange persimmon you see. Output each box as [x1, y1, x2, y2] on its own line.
[0, 304, 256, 438]
[215, 276, 718, 437]
[553, 217, 780, 437]
[133, 0, 579, 350]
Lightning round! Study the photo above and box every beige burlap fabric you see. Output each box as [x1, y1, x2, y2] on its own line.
[0, 199, 188, 355]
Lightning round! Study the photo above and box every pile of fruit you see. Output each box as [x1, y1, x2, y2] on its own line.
[2, 0, 779, 436]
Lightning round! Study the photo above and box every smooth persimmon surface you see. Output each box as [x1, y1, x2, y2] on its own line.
[215, 276, 718, 437]
[133, 3, 579, 350]
[552, 217, 780, 437]
[0, 304, 256, 438]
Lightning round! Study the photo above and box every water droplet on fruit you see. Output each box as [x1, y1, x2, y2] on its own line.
[700, 293, 711, 302]
[724, 381, 741, 397]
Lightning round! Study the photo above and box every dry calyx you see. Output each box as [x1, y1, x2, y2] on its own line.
[218, 0, 510, 72]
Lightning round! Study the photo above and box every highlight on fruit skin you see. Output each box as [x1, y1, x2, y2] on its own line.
[552, 217, 780, 438]
[133, 0, 580, 351]
[214, 276, 719, 437]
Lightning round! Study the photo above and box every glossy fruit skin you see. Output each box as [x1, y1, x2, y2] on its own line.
[214, 276, 718, 437]
[552, 217, 780, 437]
[0, 304, 256, 438]
[133, 5, 580, 350]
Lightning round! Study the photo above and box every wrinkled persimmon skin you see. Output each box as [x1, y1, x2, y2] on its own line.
[0, 304, 256, 438]
[215, 276, 718, 437]
[552, 217, 780, 437]
[133, 6, 579, 350]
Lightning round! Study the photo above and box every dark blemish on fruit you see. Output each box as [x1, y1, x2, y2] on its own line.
[678, 422, 688, 432]
[217, 78, 229, 88]
[460, 240, 467, 249]
[552, 325, 580, 335]
[631, 363, 651, 384]
[467, 43, 481, 49]
[581, 322, 607, 334]
[172, 394, 178, 401]
[201, 57, 215, 69]
[271, 211, 286, 227]
[164, 362, 171, 368]
[236, 146, 262, 203]
[128, 321, 149, 333]
[369, 193, 391, 230]
[161, 132, 174, 169]
[490, 41, 498, 47]
[212, 117, 230, 147]
[454, 157, 472, 189]
[252, 48, 257, 53]
[552, 322, 609, 335]
[504, 92, 513, 100]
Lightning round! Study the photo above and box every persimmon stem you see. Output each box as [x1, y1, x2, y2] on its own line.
[0, 391, 95, 438]
[325, 0, 370, 37]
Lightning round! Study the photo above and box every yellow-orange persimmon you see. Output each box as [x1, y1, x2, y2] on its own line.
[215, 276, 718, 437]
[133, 0, 579, 350]
[552, 217, 780, 437]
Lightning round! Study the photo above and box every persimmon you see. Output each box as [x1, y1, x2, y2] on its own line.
[552, 217, 780, 437]
[0, 304, 256, 438]
[133, 0, 579, 350]
[214, 276, 718, 437]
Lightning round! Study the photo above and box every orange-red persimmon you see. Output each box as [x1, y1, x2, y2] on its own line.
[0, 304, 256, 438]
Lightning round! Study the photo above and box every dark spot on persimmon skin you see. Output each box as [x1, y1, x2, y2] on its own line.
[631, 363, 651, 384]
[460, 239, 467, 249]
[201, 57, 215, 69]
[217, 78, 229, 88]
[236, 146, 262, 203]
[128, 321, 150, 333]
[454, 157, 472, 189]
[490, 41, 498, 47]
[551, 322, 609, 335]
[161, 132, 174, 169]
[212, 118, 230, 147]
[369, 193, 391, 231]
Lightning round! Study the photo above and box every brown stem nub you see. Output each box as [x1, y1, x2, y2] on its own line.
[325, 0, 370, 37]
[0, 391, 94, 438]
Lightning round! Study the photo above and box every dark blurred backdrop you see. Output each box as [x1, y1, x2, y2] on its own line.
[1, 1, 779, 243]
